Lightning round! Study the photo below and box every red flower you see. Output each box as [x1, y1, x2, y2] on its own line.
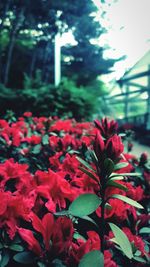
[122, 227, 146, 256]
[51, 217, 74, 256]
[94, 118, 118, 138]
[24, 135, 41, 145]
[104, 250, 118, 267]
[125, 183, 144, 201]
[18, 227, 42, 255]
[139, 152, 148, 165]
[31, 213, 54, 250]
[143, 171, 150, 187]
[106, 134, 124, 161]
[23, 112, 32, 117]
[35, 169, 75, 212]
[69, 231, 100, 265]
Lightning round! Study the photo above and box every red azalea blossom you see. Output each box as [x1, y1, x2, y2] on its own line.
[0, 115, 148, 267]
[18, 227, 42, 255]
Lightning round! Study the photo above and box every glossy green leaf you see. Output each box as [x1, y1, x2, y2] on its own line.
[73, 232, 86, 241]
[0, 251, 10, 267]
[107, 180, 128, 192]
[114, 162, 129, 170]
[105, 202, 112, 210]
[68, 150, 80, 155]
[109, 223, 133, 259]
[52, 259, 67, 267]
[42, 134, 49, 145]
[111, 194, 144, 209]
[31, 144, 41, 154]
[79, 166, 99, 183]
[139, 227, 150, 234]
[54, 210, 69, 216]
[104, 158, 114, 176]
[117, 173, 141, 177]
[37, 262, 46, 267]
[79, 250, 104, 267]
[109, 174, 124, 181]
[76, 156, 96, 172]
[69, 193, 101, 217]
[89, 150, 98, 165]
[13, 252, 34, 264]
[133, 256, 147, 263]
[9, 244, 24, 252]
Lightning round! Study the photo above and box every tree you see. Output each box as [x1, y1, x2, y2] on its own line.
[0, 0, 118, 88]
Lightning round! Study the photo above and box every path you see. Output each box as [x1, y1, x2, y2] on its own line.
[129, 141, 150, 157]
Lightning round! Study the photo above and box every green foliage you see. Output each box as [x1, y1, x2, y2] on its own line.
[0, 0, 117, 88]
[79, 250, 104, 267]
[13, 252, 35, 264]
[0, 78, 102, 120]
[69, 193, 101, 217]
[111, 194, 143, 209]
[109, 223, 133, 259]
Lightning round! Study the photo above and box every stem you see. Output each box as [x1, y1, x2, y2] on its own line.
[100, 185, 106, 253]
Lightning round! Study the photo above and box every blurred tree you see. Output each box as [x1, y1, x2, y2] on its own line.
[0, 0, 118, 88]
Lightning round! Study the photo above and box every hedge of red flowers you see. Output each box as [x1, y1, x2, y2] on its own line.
[0, 112, 149, 267]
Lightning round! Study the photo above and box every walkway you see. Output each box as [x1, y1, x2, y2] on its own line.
[129, 141, 150, 158]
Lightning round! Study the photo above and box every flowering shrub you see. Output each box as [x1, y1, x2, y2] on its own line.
[0, 113, 149, 267]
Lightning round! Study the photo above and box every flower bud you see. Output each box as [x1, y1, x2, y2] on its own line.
[139, 152, 148, 165]
[94, 118, 118, 138]
[105, 134, 124, 161]
[93, 132, 105, 161]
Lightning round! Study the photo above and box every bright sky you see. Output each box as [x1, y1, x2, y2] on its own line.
[93, 0, 150, 80]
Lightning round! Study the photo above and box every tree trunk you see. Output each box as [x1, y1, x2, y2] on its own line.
[3, 8, 25, 86]
[29, 48, 37, 79]
[0, 0, 11, 82]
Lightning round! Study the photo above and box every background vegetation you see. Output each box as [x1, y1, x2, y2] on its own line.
[0, 0, 118, 120]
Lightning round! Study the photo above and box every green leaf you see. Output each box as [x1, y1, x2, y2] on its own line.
[117, 173, 141, 177]
[107, 180, 128, 192]
[52, 259, 67, 267]
[109, 223, 133, 259]
[133, 256, 147, 263]
[54, 210, 69, 216]
[105, 202, 112, 210]
[42, 134, 49, 145]
[79, 250, 104, 267]
[89, 150, 98, 165]
[111, 194, 144, 209]
[109, 174, 124, 181]
[139, 227, 150, 234]
[37, 262, 46, 267]
[76, 156, 96, 172]
[73, 232, 86, 241]
[68, 150, 80, 155]
[13, 252, 34, 264]
[79, 166, 99, 183]
[69, 193, 101, 217]
[31, 144, 41, 154]
[0, 250, 10, 267]
[134, 250, 141, 256]
[114, 162, 129, 170]
[9, 244, 24, 251]
[104, 158, 114, 176]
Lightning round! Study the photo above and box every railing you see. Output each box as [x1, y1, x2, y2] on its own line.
[117, 113, 149, 128]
